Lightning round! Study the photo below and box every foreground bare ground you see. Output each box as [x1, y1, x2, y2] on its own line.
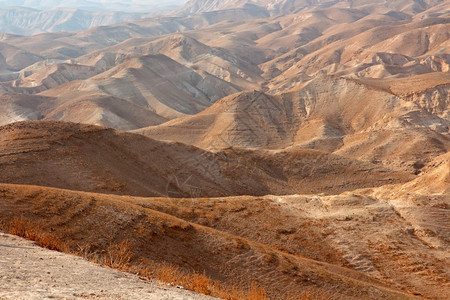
[0, 232, 214, 300]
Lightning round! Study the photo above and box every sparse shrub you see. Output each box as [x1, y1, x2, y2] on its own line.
[101, 240, 134, 269]
[1, 217, 69, 252]
[245, 282, 269, 300]
[187, 272, 213, 295]
[152, 262, 182, 284]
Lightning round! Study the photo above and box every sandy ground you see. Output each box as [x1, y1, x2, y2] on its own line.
[0, 232, 214, 300]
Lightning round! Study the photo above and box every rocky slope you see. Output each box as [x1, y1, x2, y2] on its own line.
[0, 183, 420, 299]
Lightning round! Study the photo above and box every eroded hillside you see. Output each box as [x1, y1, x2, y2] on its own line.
[0, 0, 448, 299]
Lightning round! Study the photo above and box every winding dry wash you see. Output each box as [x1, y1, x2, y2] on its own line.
[0, 0, 448, 299]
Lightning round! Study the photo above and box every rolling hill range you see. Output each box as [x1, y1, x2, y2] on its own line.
[0, 121, 412, 197]
[0, 0, 448, 299]
[0, 7, 151, 35]
[0, 150, 447, 298]
[0, 0, 446, 131]
[177, 0, 445, 15]
[0, 182, 433, 299]
[136, 74, 449, 172]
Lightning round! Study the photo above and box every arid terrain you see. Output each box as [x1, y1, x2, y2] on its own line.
[0, 232, 214, 299]
[0, 0, 448, 299]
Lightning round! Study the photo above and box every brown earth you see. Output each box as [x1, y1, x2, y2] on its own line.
[0, 232, 214, 300]
[136, 74, 449, 173]
[0, 183, 422, 299]
[0, 1, 448, 299]
[0, 121, 412, 197]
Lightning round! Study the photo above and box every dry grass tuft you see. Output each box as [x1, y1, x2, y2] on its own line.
[2, 217, 69, 252]
[245, 282, 269, 300]
[136, 261, 272, 299]
[152, 262, 182, 284]
[100, 240, 134, 270]
[189, 272, 214, 295]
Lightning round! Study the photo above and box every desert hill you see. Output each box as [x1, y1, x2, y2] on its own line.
[0, 0, 447, 132]
[178, 0, 445, 16]
[0, 0, 446, 133]
[0, 1, 448, 299]
[74, 33, 263, 91]
[0, 233, 212, 300]
[132, 158, 449, 298]
[39, 55, 217, 122]
[0, 91, 170, 130]
[0, 120, 412, 197]
[0, 41, 43, 72]
[0, 54, 240, 129]
[0, 0, 445, 78]
[1, 63, 98, 94]
[0, 182, 420, 299]
[0, 4, 271, 63]
[1, 152, 447, 298]
[136, 74, 449, 173]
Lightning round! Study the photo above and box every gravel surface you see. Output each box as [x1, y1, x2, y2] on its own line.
[0, 232, 214, 300]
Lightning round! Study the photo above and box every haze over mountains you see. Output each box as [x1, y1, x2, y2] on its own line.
[0, 7, 152, 35]
[0, 0, 189, 35]
[0, 0, 188, 12]
[0, 0, 448, 299]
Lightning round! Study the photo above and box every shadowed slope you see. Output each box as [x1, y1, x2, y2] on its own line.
[0, 120, 412, 197]
[137, 75, 449, 172]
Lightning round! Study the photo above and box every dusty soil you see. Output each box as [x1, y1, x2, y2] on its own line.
[0, 232, 213, 300]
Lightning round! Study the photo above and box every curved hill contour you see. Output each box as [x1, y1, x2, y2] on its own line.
[0, 183, 419, 299]
[137, 75, 449, 173]
[0, 120, 413, 197]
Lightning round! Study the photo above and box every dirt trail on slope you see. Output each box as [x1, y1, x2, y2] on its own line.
[0, 232, 213, 300]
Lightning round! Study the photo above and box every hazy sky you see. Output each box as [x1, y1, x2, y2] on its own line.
[0, 0, 189, 11]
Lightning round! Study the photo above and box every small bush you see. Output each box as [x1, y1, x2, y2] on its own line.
[246, 282, 269, 300]
[101, 240, 134, 270]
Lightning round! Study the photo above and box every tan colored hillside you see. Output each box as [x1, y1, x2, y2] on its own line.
[0, 0, 448, 299]
[0, 182, 423, 299]
[0, 121, 412, 197]
[0, 233, 212, 300]
[136, 75, 449, 173]
[0, 0, 447, 130]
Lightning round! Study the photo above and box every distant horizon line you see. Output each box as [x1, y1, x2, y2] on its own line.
[0, 0, 189, 13]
